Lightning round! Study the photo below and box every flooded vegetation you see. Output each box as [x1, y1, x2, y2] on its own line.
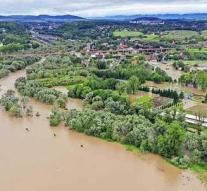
[52, 86, 83, 111]
[159, 62, 183, 81]
[145, 81, 207, 98]
[0, 70, 206, 191]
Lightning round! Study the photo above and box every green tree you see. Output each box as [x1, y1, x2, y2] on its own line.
[196, 71, 207, 91]
[116, 82, 127, 95]
[9, 104, 22, 117]
[157, 121, 185, 158]
[49, 107, 63, 127]
[128, 76, 141, 94]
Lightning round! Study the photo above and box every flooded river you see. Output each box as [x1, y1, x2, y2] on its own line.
[159, 62, 183, 81]
[52, 86, 83, 111]
[145, 81, 206, 97]
[149, 61, 183, 81]
[0, 70, 206, 191]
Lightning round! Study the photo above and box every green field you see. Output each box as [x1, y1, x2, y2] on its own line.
[136, 95, 153, 109]
[132, 34, 159, 42]
[113, 30, 160, 42]
[162, 30, 199, 41]
[113, 30, 201, 43]
[183, 60, 207, 65]
[186, 48, 207, 60]
[113, 31, 143, 38]
[201, 30, 207, 40]
[188, 48, 207, 52]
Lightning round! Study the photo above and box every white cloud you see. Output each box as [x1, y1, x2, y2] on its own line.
[0, 0, 206, 16]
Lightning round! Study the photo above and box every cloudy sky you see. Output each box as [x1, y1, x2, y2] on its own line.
[0, 0, 207, 17]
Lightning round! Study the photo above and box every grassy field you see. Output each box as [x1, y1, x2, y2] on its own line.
[132, 34, 159, 42]
[113, 31, 143, 38]
[162, 30, 199, 41]
[187, 48, 207, 53]
[202, 30, 207, 40]
[137, 95, 152, 103]
[187, 48, 207, 60]
[129, 91, 154, 103]
[183, 60, 207, 65]
[113, 30, 203, 43]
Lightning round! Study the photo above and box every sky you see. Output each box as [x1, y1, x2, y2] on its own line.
[0, 0, 207, 17]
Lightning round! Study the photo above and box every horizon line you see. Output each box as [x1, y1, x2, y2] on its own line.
[0, 12, 207, 18]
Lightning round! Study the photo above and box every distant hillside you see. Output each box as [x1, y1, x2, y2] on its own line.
[132, 17, 163, 21]
[0, 15, 85, 22]
[96, 13, 207, 21]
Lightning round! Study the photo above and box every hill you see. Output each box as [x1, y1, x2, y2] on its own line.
[96, 13, 207, 21]
[0, 15, 85, 22]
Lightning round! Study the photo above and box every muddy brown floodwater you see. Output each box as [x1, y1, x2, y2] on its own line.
[0, 70, 206, 191]
[51, 86, 83, 111]
[159, 62, 183, 81]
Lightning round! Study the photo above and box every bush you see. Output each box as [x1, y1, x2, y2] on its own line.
[170, 156, 190, 169]
[49, 108, 63, 127]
